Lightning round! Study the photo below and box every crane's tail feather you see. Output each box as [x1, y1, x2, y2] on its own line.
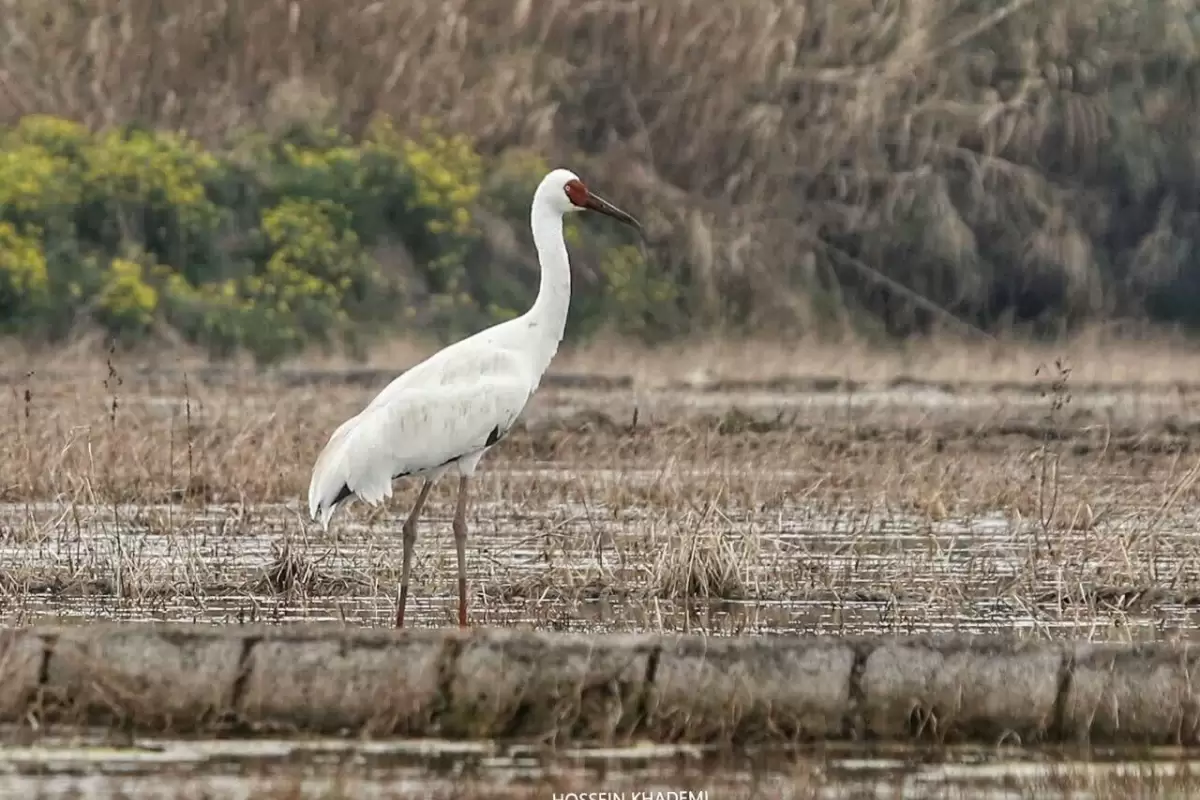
[308, 462, 393, 531]
[307, 413, 365, 529]
[312, 502, 336, 531]
[310, 482, 356, 531]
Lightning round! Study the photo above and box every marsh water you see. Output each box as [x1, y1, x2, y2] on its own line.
[4, 735, 1200, 798]
[3, 490, 1199, 638]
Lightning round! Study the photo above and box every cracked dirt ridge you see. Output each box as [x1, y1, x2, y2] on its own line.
[1, 624, 1198, 745]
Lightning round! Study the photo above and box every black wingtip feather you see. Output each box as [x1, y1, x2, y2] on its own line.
[486, 425, 503, 447]
[331, 483, 353, 508]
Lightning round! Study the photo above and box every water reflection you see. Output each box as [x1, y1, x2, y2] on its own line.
[2, 736, 1198, 799]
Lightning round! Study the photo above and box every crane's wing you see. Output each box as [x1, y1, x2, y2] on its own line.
[308, 377, 530, 528]
[362, 343, 527, 415]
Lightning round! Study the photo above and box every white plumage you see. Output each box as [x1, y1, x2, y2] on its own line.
[306, 167, 641, 628]
[308, 349, 530, 526]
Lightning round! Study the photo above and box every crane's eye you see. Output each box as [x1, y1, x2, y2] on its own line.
[564, 179, 589, 207]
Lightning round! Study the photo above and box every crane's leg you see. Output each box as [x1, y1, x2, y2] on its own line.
[396, 479, 434, 629]
[453, 475, 471, 628]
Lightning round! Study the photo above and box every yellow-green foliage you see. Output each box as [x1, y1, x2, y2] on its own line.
[158, 268, 241, 311]
[158, 268, 251, 348]
[248, 198, 360, 349]
[0, 223, 49, 304]
[98, 257, 159, 330]
[355, 118, 490, 337]
[248, 253, 344, 322]
[261, 198, 361, 285]
[4, 115, 90, 157]
[271, 138, 366, 202]
[279, 141, 362, 177]
[0, 146, 80, 216]
[600, 244, 676, 333]
[396, 121, 482, 237]
[82, 129, 222, 231]
[0, 113, 660, 359]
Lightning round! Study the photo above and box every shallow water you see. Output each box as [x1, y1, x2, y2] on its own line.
[533, 382, 1200, 429]
[3, 470, 1199, 639]
[3, 735, 1199, 799]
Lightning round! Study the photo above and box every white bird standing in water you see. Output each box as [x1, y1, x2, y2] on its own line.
[307, 169, 641, 628]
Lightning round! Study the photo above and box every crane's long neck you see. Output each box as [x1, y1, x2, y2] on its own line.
[523, 199, 571, 377]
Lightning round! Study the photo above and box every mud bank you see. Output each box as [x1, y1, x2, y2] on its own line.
[0, 624, 1196, 745]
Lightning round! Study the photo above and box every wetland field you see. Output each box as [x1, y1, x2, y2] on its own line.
[4, 335, 1200, 797]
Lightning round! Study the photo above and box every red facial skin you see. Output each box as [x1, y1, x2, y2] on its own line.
[563, 178, 642, 231]
[565, 178, 590, 207]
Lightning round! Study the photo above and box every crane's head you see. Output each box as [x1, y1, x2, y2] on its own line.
[538, 168, 641, 231]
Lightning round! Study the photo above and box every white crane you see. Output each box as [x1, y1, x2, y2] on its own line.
[307, 168, 641, 628]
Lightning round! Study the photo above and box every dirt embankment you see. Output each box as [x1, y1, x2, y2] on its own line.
[2, 624, 1197, 746]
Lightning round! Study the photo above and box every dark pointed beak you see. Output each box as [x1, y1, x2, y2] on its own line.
[584, 191, 642, 233]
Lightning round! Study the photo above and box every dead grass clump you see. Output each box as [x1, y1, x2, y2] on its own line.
[648, 521, 756, 601]
[254, 538, 358, 597]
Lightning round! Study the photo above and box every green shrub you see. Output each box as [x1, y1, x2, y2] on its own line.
[77, 128, 225, 279]
[597, 244, 678, 336]
[0, 223, 49, 326]
[97, 256, 158, 333]
[0, 146, 80, 220]
[0, 115, 657, 361]
[3, 115, 91, 159]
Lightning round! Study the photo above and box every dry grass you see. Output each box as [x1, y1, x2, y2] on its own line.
[0, 0, 1196, 334]
[1, 334, 1200, 639]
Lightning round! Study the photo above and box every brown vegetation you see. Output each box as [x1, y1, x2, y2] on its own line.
[1, 0, 1198, 337]
[0, 335, 1198, 641]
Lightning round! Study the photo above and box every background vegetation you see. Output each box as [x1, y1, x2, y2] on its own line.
[0, 116, 655, 362]
[0, 0, 1198, 360]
